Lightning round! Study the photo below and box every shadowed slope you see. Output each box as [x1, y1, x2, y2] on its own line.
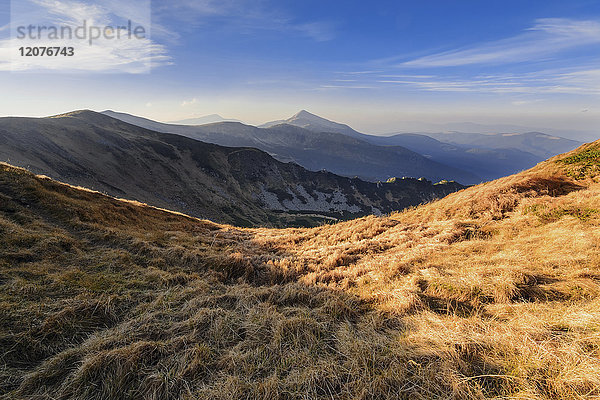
[0, 110, 464, 228]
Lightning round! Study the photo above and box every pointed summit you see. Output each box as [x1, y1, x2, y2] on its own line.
[288, 110, 338, 125]
[291, 109, 318, 119]
[261, 110, 365, 139]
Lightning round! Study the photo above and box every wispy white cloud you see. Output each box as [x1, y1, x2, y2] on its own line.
[550, 69, 600, 94]
[294, 21, 336, 42]
[374, 67, 600, 95]
[158, 0, 336, 41]
[35, 0, 111, 25]
[335, 70, 382, 75]
[328, 66, 600, 95]
[378, 74, 436, 79]
[512, 99, 540, 106]
[318, 84, 377, 90]
[156, 0, 237, 18]
[333, 19, 600, 97]
[402, 18, 600, 67]
[181, 98, 199, 106]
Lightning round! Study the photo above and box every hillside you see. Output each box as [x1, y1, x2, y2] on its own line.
[1, 140, 599, 398]
[0, 110, 464, 228]
[102, 110, 480, 184]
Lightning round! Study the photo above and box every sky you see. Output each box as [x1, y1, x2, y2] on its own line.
[0, 0, 599, 138]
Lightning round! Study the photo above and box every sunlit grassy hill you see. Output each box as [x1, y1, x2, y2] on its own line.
[1, 140, 599, 399]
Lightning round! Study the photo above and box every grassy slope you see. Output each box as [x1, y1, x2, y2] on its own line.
[1, 140, 600, 399]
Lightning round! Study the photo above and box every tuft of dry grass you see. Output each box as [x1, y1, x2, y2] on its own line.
[1, 141, 600, 399]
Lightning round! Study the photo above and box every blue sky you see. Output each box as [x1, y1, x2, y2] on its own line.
[1, 0, 599, 136]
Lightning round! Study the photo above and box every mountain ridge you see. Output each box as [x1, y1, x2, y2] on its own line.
[168, 114, 243, 125]
[106, 109, 585, 183]
[258, 110, 584, 181]
[101, 110, 479, 183]
[0, 110, 465, 227]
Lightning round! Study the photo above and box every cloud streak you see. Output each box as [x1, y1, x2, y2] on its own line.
[329, 66, 600, 95]
[157, 0, 336, 42]
[395, 69, 600, 95]
[181, 98, 199, 106]
[326, 18, 600, 97]
[402, 18, 600, 67]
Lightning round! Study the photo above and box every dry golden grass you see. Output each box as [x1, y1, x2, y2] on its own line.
[1, 141, 600, 399]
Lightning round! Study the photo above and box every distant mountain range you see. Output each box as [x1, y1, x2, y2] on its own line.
[168, 114, 243, 125]
[364, 133, 542, 182]
[259, 111, 583, 181]
[103, 110, 479, 184]
[107, 109, 584, 184]
[420, 131, 581, 159]
[0, 111, 464, 227]
[383, 121, 598, 142]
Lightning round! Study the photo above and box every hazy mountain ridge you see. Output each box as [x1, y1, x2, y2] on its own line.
[365, 133, 544, 181]
[0, 110, 464, 227]
[103, 110, 480, 184]
[384, 120, 597, 142]
[103, 109, 586, 183]
[422, 131, 582, 159]
[168, 114, 243, 125]
[259, 110, 585, 181]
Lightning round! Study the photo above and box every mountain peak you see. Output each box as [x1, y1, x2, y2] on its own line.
[289, 110, 337, 125]
[292, 109, 316, 119]
[255, 109, 366, 139]
[287, 110, 332, 123]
